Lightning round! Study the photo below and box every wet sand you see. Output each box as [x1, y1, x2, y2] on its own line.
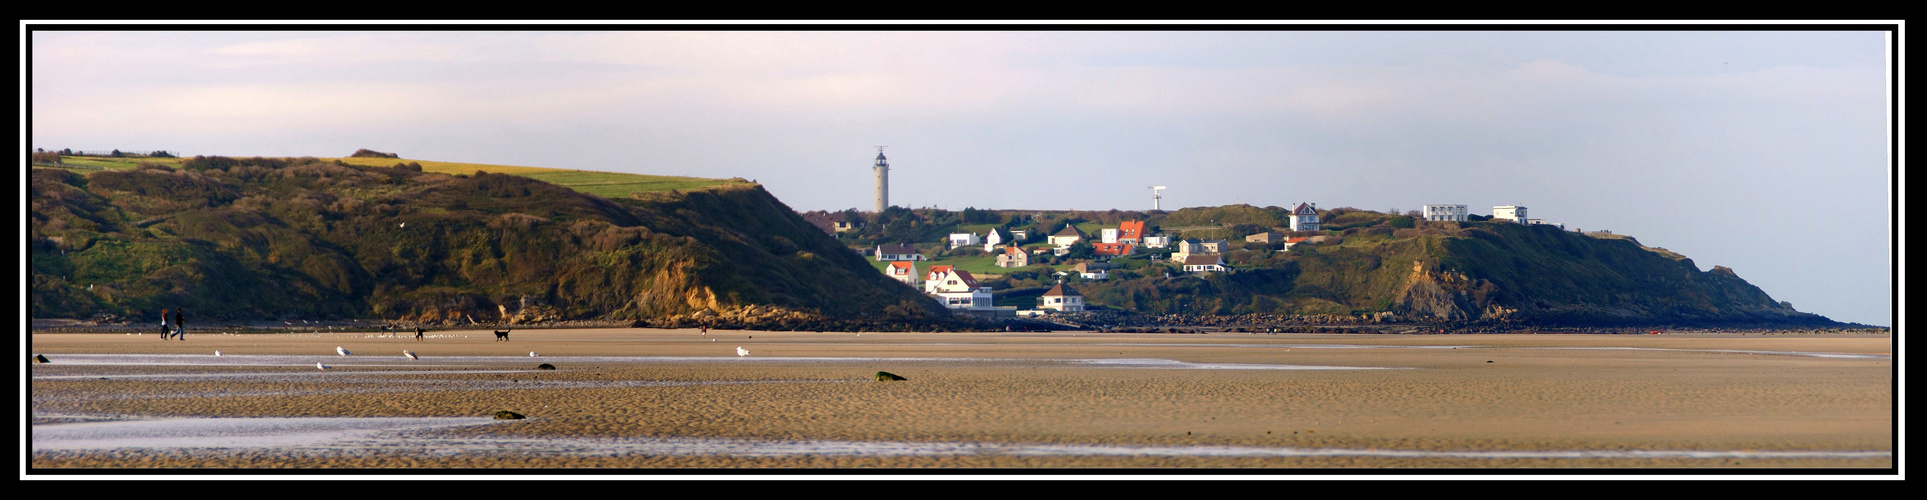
[28, 329, 1894, 470]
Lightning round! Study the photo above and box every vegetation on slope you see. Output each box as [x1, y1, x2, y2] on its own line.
[30, 157, 943, 325]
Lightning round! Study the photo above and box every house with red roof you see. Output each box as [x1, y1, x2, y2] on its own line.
[1117, 221, 1146, 245]
[1092, 241, 1135, 256]
[884, 261, 918, 286]
[995, 245, 1030, 268]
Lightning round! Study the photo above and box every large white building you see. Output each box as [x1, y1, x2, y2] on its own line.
[948, 232, 981, 249]
[1289, 203, 1321, 231]
[924, 265, 994, 310]
[1493, 205, 1527, 223]
[1423, 204, 1468, 222]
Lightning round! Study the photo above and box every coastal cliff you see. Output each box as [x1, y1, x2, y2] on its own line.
[30, 159, 944, 325]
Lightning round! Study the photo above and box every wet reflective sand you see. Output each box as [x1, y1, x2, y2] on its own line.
[28, 329, 1893, 469]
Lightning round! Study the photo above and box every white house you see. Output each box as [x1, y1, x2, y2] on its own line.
[1281, 236, 1310, 250]
[1289, 203, 1321, 231]
[948, 232, 981, 249]
[1493, 205, 1527, 223]
[1173, 238, 1228, 261]
[1039, 283, 1085, 312]
[1423, 204, 1468, 222]
[1071, 262, 1112, 280]
[924, 265, 994, 310]
[875, 244, 925, 261]
[884, 261, 918, 286]
[1048, 226, 1087, 247]
[1142, 235, 1171, 249]
[981, 228, 1005, 252]
[1182, 254, 1228, 273]
[1100, 228, 1119, 244]
[1523, 218, 1564, 229]
[1009, 229, 1029, 241]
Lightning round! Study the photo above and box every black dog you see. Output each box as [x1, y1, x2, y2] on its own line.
[494, 327, 512, 342]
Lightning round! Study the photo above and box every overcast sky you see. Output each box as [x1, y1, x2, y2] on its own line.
[26, 28, 1895, 326]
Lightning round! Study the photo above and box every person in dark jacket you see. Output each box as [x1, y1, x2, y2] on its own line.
[160, 308, 171, 339]
[174, 309, 185, 340]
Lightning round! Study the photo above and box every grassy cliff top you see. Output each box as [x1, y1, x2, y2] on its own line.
[36, 154, 748, 200]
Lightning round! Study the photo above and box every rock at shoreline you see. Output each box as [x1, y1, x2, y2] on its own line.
[875, 371, 907, 381]
[33, 354, 50, 364]
[493, 410, 525, 420]
[536, 363, 556, 370]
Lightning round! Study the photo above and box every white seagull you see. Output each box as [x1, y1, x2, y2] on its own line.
[736, 346, 750, 357]
[403, 350, 418, 360]
[214, 350, 223, 357]
[336, 346, 351, 356]
[528, 351, 538, 357]
[399, 222, 406, 228]
[316, 362, 330, 370]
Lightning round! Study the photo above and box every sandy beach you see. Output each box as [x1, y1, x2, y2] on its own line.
[27, 328, 1893, 470]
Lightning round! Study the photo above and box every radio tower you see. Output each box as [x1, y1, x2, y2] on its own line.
[873, 146, 890, 213]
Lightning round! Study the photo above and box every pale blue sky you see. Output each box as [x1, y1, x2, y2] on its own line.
[27, 29, 1895, 326]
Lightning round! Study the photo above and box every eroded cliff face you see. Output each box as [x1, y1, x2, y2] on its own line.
[1394, 260, 1487, 322]
[31, 161, 943, 324]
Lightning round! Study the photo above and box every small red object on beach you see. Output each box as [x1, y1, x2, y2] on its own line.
[1650, 331, 1660, 334]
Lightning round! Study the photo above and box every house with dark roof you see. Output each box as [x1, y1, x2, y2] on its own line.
[875, 244, 925, 261]
[1039, 283, 1085, 311]
[1048, 225, 1087, 247]
[1182, 254, 1228, 273]
[1289, 203, 1321, 231]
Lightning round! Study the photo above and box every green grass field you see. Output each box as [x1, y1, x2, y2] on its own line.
[29, 154, 741, 199]
[330, 157, 745, 198]
[36, 156, 186, 172]
[867, 252, 1060, 280]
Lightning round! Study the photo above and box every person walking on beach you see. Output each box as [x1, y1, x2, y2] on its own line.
[159, 308, 171, 339]
[415, 326, 425, 342]
[174, 308, 186, 340]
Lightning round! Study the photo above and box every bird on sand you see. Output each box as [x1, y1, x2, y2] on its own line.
[736, 346, 751, 357]
[316, 362, 330, 370]
[336, 346, 352, 356]
[403, 350, 418, 360]
[214, 350, 222, 357]
[528, 351, 538, 357]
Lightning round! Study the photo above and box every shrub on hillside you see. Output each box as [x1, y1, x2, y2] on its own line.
[350, 148, 400, 158]
[1389, 216, 1415, 229]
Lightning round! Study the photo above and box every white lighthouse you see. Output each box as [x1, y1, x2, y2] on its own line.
[873, 146, 889, 213]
